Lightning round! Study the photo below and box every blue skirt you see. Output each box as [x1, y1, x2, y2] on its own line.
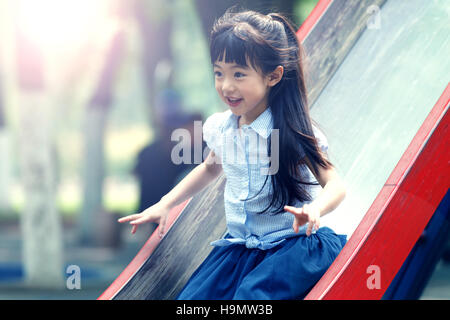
[176, 227, 347, 300]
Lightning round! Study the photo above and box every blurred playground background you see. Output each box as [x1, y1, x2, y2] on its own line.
[0, 0, 448, 300]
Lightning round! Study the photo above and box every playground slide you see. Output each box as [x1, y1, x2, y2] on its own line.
[99, 0, 450, 300]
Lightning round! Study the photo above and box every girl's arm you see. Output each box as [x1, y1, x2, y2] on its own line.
[285, 156, 346, 236]
[159, 150, 223, 209]
[118, 150, 223, 236]
[304, 156, 347, 217]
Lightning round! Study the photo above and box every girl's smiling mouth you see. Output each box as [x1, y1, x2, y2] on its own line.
[226, 97, 243, 107]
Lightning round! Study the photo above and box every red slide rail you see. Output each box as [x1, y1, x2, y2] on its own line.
[305, 83, 450, 299]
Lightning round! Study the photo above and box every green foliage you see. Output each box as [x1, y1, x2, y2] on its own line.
[171, 0, 223, 117]
[294, 0, 319, 24]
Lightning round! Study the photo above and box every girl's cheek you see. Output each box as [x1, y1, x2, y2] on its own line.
[215, 83, 224, 97]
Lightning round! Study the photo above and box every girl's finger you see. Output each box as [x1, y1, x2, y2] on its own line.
[292, 218, 299, 233]
[118, 214, 141, 223]
[309, 217, 319, 235]
[306, 220, 313, 237]
[130, 216, 150, 225]
[131, 224, 138, 234]
[284, 205, 297, 212]
[284, 205, 304, 216]
[159, 216, 167, 238]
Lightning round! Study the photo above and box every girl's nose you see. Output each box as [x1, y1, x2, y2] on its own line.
[221, 78, 236, 95]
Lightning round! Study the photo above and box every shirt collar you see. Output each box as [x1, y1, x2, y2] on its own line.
[224, 107, 273, 139]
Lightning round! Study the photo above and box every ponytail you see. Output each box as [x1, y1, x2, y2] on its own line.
[265, 12, 334, 215]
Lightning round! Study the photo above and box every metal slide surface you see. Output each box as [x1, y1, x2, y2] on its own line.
[305, 0, 449, 299]
[310, 0, 449, 237]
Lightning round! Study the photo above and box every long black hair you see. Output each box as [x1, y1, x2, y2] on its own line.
[210, 9, 334, 215]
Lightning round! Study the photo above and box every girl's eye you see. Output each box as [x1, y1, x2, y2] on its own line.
[213, 71, 245, 79]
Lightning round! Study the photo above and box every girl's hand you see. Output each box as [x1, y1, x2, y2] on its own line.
[284, 203, 321, 236]
[118, 201, 171, 237]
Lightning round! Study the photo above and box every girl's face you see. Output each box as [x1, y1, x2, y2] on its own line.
[213, 57, 276, 124]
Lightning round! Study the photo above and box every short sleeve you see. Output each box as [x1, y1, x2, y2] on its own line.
[202, 112, 222, 154]
[312, 125, 329, 154]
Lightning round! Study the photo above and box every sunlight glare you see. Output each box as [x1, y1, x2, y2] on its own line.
[17, 0, 110, 49]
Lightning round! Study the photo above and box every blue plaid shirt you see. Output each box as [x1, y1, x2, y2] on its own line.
[202, 107, 329, 250]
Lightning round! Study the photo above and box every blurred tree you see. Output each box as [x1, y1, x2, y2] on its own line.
[79, 29, 126, 245]
[0, 71, 11, 214]
[15, 26, 63, 287]
[0, 77, 4, 129]
[134, 0, 175, 135]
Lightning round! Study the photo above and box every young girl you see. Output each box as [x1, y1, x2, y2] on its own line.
[118, 9, 347, 300]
